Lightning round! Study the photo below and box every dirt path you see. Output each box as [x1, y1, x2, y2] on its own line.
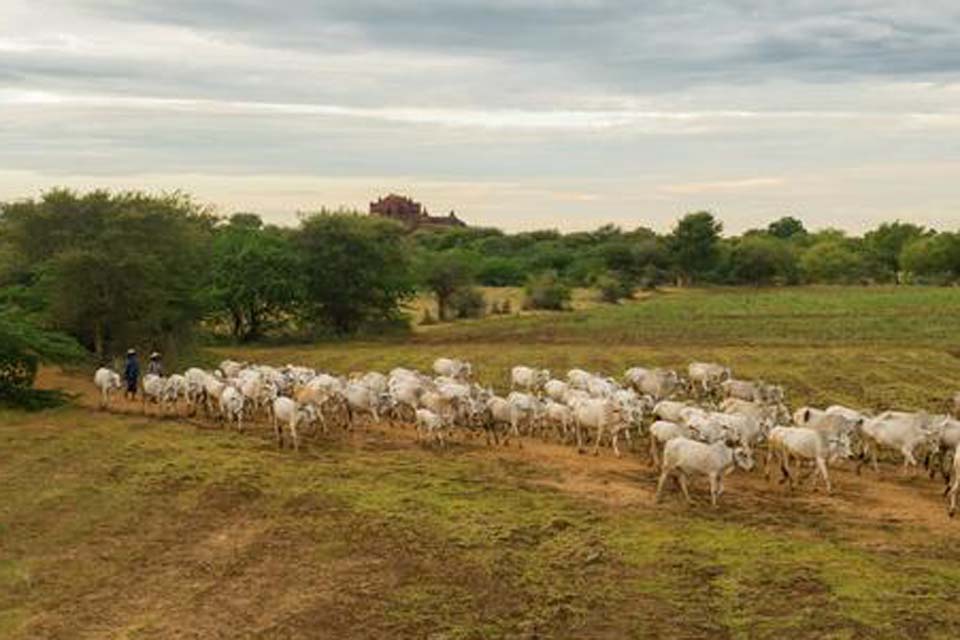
[42, 367, 959, 543]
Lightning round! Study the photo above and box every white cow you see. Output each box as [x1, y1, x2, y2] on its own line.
[161, 374, 187, 415]
[570, 397, 623, 456]
[141, 374, 165, 414]
[344, 382, 385, 427]
[653, 400, 691, 423]
[766, 426, 852, 493]
[93, 367, 122, 409]
[272, 396, 319, 451]
[415, 408, 448, 447]
[432, 358, 472, 381]
[648, 420, 691, 467]
[656, 437, 755, 507]
[506, 391, 542, 443]
[544, 379, 570, 403]
[566, 369, 594, 390]
[858, 412, 945, 474]
[625, 367, 679, 399]
[511, 366, 550, 392]
[219, 386, 245, 432]
[688, 362, 731, 394]
[542, 400, 574, 442]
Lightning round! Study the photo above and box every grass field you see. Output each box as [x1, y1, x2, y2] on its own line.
[4, 286, 960, 639]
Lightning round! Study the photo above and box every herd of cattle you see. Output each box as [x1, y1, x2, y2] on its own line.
[92, 358, 960, 515]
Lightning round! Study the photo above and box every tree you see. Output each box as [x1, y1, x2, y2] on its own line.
[864, 221, 928, 282]
[297, 214, 414, 334]
[669, 211, 723, 285]
[1, 189, 214, 358]
[475, 256, 525, 286]
[728, 236, 799, 286]
[416, 251, 476, 321]
[800, 241, 866, 284]
[211, 216, 302, 342]
[899, 234, 960, 283]
[0, 301, 84, 408]
[767, 216, 807, 240]
[524, 271, 571, 310]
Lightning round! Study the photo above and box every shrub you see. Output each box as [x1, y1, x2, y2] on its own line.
[448, 287, 486, 319]
[524, 271, 571, 311]
[596, 273, 633, 303]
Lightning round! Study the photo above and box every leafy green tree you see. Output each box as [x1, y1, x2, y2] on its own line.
[767, 216, 807, 240]
[864, 221, 928, 281]
[211, 215, 302, 342]
[669, 212, 723, 285]
[476, 256, 525, 286]
[448, 286, 486, 319]
[728, 236, 799, 286]
[800, 241, 866, 284]
[524, 270, 571, 310]
[0, 301, 84, 408]
[1, 189, 214, 357]
[899, 234, 960, 283]
[297, 214, 414, 334]
[416, 251, 476, 321]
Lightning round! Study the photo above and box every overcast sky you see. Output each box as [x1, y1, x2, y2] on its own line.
[1, 1, 959, 232]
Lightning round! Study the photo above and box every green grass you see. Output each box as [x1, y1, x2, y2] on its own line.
[416, 285, 960, 347]
[3, 405, 960, 638]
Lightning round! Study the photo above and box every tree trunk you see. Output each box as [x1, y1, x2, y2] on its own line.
[436, 293, 448, 322]
[231, 310, 244, 341]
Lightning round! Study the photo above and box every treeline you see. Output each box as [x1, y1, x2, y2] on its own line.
[3, 189, 960, 363]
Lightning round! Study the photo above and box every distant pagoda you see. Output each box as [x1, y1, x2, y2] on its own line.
[369, 194, 466, 229]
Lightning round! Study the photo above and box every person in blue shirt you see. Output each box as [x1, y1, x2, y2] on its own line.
[123, 349, 140, 400]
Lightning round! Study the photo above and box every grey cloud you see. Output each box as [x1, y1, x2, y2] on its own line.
[76, 1, 960, 88]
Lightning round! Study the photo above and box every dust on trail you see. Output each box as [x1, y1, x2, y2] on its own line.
[41, 367, 959, 544]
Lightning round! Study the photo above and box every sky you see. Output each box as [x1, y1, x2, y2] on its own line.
[1, 1, 959, 233]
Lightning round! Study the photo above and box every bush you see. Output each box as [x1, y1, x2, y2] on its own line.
[524, 271, 571, 311]
[596, 274, 633, 303]
[448, 287, 486, 319]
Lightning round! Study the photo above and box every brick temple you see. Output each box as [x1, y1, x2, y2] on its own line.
[369, 194, 467, 229]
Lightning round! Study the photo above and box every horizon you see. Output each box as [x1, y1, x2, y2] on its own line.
[2, 1, 959, 233]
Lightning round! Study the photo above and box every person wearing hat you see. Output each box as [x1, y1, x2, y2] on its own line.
[147, 352, 164, 376]
[123, 349, 140, 400]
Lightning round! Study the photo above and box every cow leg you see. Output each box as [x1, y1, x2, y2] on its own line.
[289, 416, 300, 452]
[649, 437, 660, 468]
[780, 453, 794, 489]
[655, 469, 671, 503]
[816, 457, 832, 494]
[593, 423, 603, 456]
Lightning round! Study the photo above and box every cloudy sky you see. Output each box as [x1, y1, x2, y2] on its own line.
[1, 1, 958, 232]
